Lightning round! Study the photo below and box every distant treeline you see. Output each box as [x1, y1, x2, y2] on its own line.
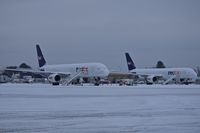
[6, 63, 32, 69]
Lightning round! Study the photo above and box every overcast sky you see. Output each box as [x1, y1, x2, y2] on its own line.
[0, 0, 200, 71]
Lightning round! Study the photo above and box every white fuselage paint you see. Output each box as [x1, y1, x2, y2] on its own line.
[130, 68, 197, 83]
[41, 63, 110, 78]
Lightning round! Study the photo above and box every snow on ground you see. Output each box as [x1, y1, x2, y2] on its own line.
[0, 83, 200, 133]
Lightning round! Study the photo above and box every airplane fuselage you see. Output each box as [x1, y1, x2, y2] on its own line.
[130, 68, 197, 83]
[41, 63, 110, 78]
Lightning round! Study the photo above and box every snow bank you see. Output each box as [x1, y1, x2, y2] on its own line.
[0, 83, 200, 132]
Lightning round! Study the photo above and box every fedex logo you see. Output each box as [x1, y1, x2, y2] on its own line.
[76, 67, 88, 74]
[168, 71, 180, 75]
[38, 56, 42, 60]
[127, 62, 132, 65]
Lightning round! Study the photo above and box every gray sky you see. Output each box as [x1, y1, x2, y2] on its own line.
[0, 0, 200, 71]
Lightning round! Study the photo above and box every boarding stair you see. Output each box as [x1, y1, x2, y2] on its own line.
[163, 75, 176, 85]
[62, 71, 82, 85]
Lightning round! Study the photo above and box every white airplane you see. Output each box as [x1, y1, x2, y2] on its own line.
[125, 53, 197, 85]
[2, 45, 110, 85]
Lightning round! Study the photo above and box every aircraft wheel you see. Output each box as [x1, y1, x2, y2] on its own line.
[52, 82, 59, 85]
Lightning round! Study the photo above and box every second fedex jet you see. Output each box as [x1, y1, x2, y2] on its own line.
[125, 53, 197, 84]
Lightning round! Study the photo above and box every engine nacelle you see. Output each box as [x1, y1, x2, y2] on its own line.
[48, 74, 61, 85]
[146, 75, 157, 84]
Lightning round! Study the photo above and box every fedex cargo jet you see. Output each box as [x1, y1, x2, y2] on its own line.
[125, 53, 197, 85]
[35, 45, 109, 85]
[2, 45, 110, 85]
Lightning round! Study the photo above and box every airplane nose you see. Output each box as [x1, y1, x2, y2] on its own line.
[105, 68, 110, 76]
[97, 65, 109, 77]
[102, 67, 109, 77]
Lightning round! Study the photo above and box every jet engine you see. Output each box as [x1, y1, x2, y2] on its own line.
[146, 75, 158, 84]
[48, 74, 61, 85]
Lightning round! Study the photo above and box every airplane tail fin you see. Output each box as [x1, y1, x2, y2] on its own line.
[125, 52, 136, 71]
[36, 44, 46, 67]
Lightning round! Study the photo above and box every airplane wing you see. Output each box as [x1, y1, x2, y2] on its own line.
[108, 71, 139, 79]
[135, 73, 163, 79]
[118, 71, 164, 83]
[3, 68, 71, 77]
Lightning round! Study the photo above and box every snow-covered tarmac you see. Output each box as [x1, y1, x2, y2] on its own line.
[0, 84, 200, 133]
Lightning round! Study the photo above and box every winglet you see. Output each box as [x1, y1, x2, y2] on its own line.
[125, 52, 136, 71]
[36, 44, 46, 67]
